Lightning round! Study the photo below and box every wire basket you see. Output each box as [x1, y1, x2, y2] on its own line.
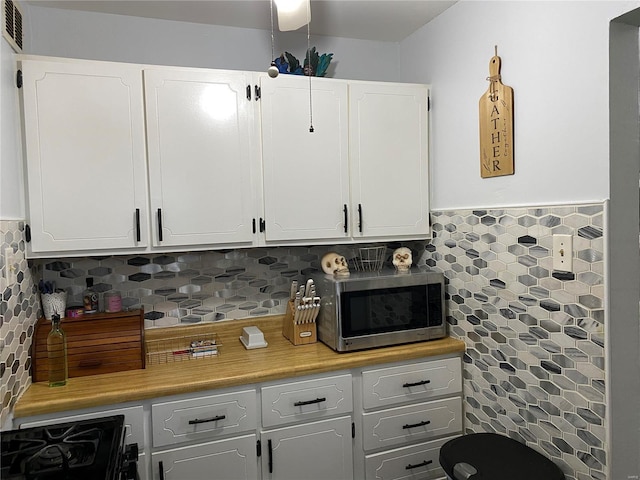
[146, 333, 220, 365]
[353, 246, 386, 272]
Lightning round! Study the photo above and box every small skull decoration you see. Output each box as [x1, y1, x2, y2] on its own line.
[321, 252, 350, 276]
[392, 247, 412, 273]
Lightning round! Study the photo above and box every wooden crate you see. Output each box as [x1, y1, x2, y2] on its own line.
[32, 309, 145, 382]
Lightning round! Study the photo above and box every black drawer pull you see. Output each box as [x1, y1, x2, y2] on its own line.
[159, 460, 165, 480]
[406, 459, 433, 470]
[188, 414, 226, 425]
[268, 439, 273, 473]
[403, 379, 431, 388]
[403, 420, 431, 429]
[294, 397, 326, 407]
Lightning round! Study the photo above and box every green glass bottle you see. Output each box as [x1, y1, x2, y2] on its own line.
[47, 313, 68, 387]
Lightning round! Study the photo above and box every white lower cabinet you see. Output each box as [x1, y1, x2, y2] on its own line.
[152, 433, 258, 480]
[261, 416, 354, 480]
[357, 357, 463, 480]
[14, 355, 462, 480]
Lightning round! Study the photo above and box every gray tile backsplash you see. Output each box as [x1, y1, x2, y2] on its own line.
[0, 221, 38, 426]
[2, 203, 607, 480]
[422, 204, 605, 480]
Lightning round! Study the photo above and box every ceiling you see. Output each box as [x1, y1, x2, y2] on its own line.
[23, 0, 457, 42]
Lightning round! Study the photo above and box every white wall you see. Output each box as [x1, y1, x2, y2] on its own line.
[0, 39, 24, 219]
[23, 5, 400, 82]
[400, 0, 640, 210]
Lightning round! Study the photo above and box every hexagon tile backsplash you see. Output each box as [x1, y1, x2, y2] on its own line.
[422, 204, 605, 480]
[3, 203, 607, 480]
[0, 221, 39, 427]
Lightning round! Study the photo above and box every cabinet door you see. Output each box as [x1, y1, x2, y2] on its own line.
[260, 75, 350, 242]
[349, 83, 430, 240]
[261, 416, 353, 480]
[152, 434, 258, 480]
[145, 68, 257, 247]
[21, 59, 148, 254]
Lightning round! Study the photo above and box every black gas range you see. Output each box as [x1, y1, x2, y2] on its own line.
[1, 414, 138, 480]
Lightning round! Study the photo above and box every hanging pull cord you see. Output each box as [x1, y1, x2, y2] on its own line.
[307, 2, 314, 133]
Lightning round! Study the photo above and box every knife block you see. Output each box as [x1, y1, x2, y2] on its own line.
[282, 300, 317, 346]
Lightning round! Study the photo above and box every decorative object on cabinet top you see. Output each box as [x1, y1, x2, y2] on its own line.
[274, 48, 334, 77]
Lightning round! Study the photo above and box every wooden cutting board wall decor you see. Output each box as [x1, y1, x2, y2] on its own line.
[479, 46, 514, 178]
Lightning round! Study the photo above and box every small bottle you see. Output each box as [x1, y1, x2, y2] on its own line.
[83, 277, 98, 313]
[47, 314, 67, 387]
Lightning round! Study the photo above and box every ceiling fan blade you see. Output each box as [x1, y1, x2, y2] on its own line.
[275, 0, 311, 31]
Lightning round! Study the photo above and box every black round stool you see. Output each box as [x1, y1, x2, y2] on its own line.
[439, 433, 565, 480]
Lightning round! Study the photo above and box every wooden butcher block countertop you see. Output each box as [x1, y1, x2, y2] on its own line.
[14, 315, 465, 418]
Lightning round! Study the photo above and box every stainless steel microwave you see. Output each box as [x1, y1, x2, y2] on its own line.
[312, 270, 446, 352]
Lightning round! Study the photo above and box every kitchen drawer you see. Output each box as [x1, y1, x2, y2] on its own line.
[364, 436, 453, 480]
[261, 373, 352, 428]
[151, 389, 257, 447]
[362, 397, 461, 452]
[362, 357, 461, 410]
[152, 433, 258, 480]
[18, 405, 146, 448]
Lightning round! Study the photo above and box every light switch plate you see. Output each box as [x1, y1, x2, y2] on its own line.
[552, 234, 573, 272]
[4, 247, 17, 286]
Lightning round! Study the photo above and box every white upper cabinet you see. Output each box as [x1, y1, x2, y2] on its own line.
[349, 82, 430, 240]
[20, 59, 149, 255]
[144, 68, 258, 248]
[259, 75, 350, 243]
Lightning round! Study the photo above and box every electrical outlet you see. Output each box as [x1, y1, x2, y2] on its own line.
[552, 234, 573, 272]
[3, 247, 17, 286]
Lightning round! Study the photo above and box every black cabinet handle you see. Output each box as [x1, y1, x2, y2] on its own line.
[402, 420, 431, 429]
[246, 84, 251, 100]
[159, 460, 165, 480]
[157, 208, 163, 242]
[253, 218, 257, 234]
[294, 397, 326, 407]
[358, 204, 363, 233]
[343, 204, 348, 234]
[406, 460, 432, 470]
[188, 414, 226, 425]
[403, 379, 431, 388]
[268, 439, 273, 473]
[259, 218, 266, 233]
[255, 85, 261, 100]
[135, 209, 141, 242]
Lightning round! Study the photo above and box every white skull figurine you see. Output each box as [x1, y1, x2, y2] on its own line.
[321, 252, 350, 276]
[392, 247, 412, 273]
